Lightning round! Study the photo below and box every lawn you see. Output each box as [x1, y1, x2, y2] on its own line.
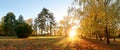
[0, 36, 120, 50]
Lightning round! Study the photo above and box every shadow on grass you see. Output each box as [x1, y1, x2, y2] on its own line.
[55, 37, 120, 50]
[83, 38, 120, 50]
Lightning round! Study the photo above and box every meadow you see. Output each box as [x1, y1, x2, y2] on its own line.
[0, 36, 120, 50]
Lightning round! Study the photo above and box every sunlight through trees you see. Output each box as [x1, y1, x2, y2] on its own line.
[72, 0, 120, 44]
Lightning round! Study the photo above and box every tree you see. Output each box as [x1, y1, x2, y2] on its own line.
[59, 16, 73, 37]
[15, 22, 33, 38]
[56, 26, 64, 36]
[0, 16, 5, 35]
[18, 15, 24, 23]
[73, 0, 120, 44]
[48, 13, 56, 35]
[4, 12, 16, 36]
[34, 8, 56, 35]
[38, 8, 48, 35]
[33, 18, 39, 35]
[26, 18, 32, 26]
[15, 16, 33, 38]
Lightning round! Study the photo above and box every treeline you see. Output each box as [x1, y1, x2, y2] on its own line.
[0, 12, 33, 38]
[0, 8, 57, 38]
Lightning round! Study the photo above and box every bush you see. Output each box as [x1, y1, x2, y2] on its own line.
[15, 23, 33, 38]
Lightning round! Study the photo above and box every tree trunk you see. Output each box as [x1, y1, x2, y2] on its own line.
[99, 35, 103, 41]
[113, 37, 116, 42]
[35, 30, 37, 36]
[50, 23, 52, 35]
[105, 26, 110, 44]
[96, 34, 98, 40]
[41, 29, 43, 35]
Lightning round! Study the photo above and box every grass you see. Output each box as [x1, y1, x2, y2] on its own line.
[0, 36, 17, 39]
[29, 36, 61, 39]
[0, 36, 120, 50]
[112, 38, 120, 43]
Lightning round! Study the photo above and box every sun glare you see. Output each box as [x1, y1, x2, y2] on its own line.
[69, 30, 76, 39]
[68, 25, 80, 42]
[69, 29, 77, 42]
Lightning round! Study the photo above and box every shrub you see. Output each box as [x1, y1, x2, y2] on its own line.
[15, 23, 33, 38]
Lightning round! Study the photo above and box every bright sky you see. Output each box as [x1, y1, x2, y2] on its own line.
[0, 0, 73, 22]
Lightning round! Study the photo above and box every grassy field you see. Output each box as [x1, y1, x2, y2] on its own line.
[0, 36, 120, 50]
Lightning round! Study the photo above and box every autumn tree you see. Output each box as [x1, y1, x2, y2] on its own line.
[73, 0, 120, 44]
[59, 16, 73, 37]
[26, 18, 32, 26]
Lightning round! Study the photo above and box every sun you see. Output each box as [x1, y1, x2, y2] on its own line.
[69, 29, 77, 41]
[69, 30, 76, 39]
[68, 25, 79, 42]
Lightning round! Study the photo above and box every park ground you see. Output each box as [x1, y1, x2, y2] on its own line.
[0, 36, 120, 50]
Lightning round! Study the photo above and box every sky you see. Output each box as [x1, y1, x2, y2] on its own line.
[0, 0, 73, 22]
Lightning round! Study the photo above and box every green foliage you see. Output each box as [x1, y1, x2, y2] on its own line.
[15, 23, 33, 38]
[15, 15, 33, 38]
[4, 12, 16, 36]
[0, 22, 4, 36]
[0, 17, 5, 35]
[17, 15, 24, 23]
